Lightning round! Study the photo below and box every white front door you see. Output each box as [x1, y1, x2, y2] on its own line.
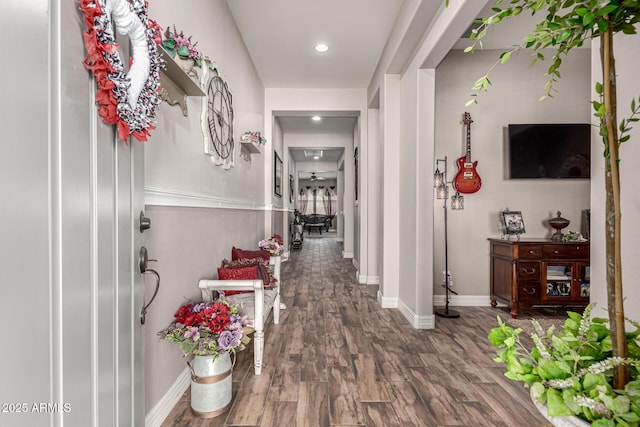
[0, 1, 146, 426]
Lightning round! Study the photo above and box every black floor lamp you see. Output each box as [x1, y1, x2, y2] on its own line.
[434, 156, 463, 318]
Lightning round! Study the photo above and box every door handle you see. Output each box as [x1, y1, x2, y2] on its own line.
[139, 246, 160, 325]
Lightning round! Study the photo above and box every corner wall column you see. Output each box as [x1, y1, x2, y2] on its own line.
[380, 75, 401, 307]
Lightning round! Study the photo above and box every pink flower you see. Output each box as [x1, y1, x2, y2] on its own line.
[184, 327, 200, 341]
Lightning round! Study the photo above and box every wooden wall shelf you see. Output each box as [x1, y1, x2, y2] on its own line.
[239, 140, 262, 162]
[159, 49, 205, 117]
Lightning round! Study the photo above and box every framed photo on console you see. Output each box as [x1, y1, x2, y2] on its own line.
[500, 209, 525, 239]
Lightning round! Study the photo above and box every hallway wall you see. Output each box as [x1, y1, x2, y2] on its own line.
[367, 109, 383, 286]
[144, 0, 267, 418]
[433, 48, 591, 303]
[368, 1, 590, 327]
[287, 132, 351, 237]
[266, 88, 366, 261]
[142, 206, 264, 414]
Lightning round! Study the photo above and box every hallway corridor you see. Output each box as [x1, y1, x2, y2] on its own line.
[162, 234, 547, 426]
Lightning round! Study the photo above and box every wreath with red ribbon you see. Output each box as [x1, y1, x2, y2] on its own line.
[79, 0, 163, 142]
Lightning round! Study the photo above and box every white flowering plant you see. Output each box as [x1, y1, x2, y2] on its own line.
[240, 131, 267, 145]
[489, 305, 640, 426]
[258, 234, 283, 256]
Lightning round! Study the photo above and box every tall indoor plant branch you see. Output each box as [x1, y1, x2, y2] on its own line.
[447, 0, 640, 389]
[600, 21, 629, 387]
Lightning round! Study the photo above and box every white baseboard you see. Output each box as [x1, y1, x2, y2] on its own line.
[358, 275, 379, 285]
[433, 294, 500, 307]
[145, 367, 190, 427]
[377, 291, 398, 308]
[336, 237, 344, 242]
[398, 301, 435, 329]
[342, 251, 354, 259]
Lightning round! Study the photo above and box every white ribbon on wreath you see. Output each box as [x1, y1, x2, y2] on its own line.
[107, 0, 150, 108]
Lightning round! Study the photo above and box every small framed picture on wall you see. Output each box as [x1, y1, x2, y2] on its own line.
[289, 174, 294, 203]
[274, 151, 283, 197]
[354, 147, 359, 201]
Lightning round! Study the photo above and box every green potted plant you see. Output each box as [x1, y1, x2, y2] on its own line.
[489, 306, 640, 425]
[445, 0, 640, 423]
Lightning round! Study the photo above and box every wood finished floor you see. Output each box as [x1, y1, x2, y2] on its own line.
[162, 234, 554, 427]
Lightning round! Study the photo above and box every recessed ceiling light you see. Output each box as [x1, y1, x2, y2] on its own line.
[311, 116, 322, 122]
[304, 150, 323, 159]
[314, 42, 329, 53]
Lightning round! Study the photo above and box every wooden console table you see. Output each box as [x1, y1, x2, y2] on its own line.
[489, 238, 590, 318]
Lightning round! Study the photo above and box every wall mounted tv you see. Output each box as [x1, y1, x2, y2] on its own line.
[508, 123, 590, 179]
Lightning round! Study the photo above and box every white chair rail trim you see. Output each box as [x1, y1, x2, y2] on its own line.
[145, 186, 268, 210]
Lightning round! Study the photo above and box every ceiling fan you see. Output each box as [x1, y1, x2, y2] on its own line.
[310, 172, 325, 181]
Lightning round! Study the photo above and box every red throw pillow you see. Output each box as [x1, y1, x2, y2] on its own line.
[231, 246, 270, 261]
[217, 265, 257, 295]
[220, 258, 274, 288]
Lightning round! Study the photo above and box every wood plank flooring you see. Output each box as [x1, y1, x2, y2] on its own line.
[161, 234, 554, 426]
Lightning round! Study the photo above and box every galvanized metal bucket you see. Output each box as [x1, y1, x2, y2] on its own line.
[187, 353, 232, 418]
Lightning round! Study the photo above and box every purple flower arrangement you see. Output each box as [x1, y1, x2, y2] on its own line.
[158, 298, 251, 358]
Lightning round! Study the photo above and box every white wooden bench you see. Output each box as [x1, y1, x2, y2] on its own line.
[199, 255, 282, 375]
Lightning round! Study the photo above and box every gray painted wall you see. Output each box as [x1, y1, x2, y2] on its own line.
[433, 48, 591, 299]
[143, 0, 268, 414]
[146, 0, 265, 202]
[142, 206, 264, 410]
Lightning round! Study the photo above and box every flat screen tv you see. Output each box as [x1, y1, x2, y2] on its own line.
[508, 123, 590, 179]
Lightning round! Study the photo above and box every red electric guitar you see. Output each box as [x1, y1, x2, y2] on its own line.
[453, 112, 482, 194]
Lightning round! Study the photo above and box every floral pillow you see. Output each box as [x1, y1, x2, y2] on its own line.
[220, 258, 277, 290]
[231, 246, 270, 262]
[217, 265, 257, 296]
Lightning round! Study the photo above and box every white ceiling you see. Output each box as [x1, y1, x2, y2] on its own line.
[277, 116, 357, 133]
[224, 0, 435, 177]
[289, 147, 343, 163]
[225, 0, 405, 88]
[225, 1, 563, 95]
[225, 1, 570, 172]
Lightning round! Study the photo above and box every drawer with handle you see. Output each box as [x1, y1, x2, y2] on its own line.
[518, 245, 543, 259]
[518, 282, 541, 305]
[542, 244, 589, 259]
[517, 262, 540, 279]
